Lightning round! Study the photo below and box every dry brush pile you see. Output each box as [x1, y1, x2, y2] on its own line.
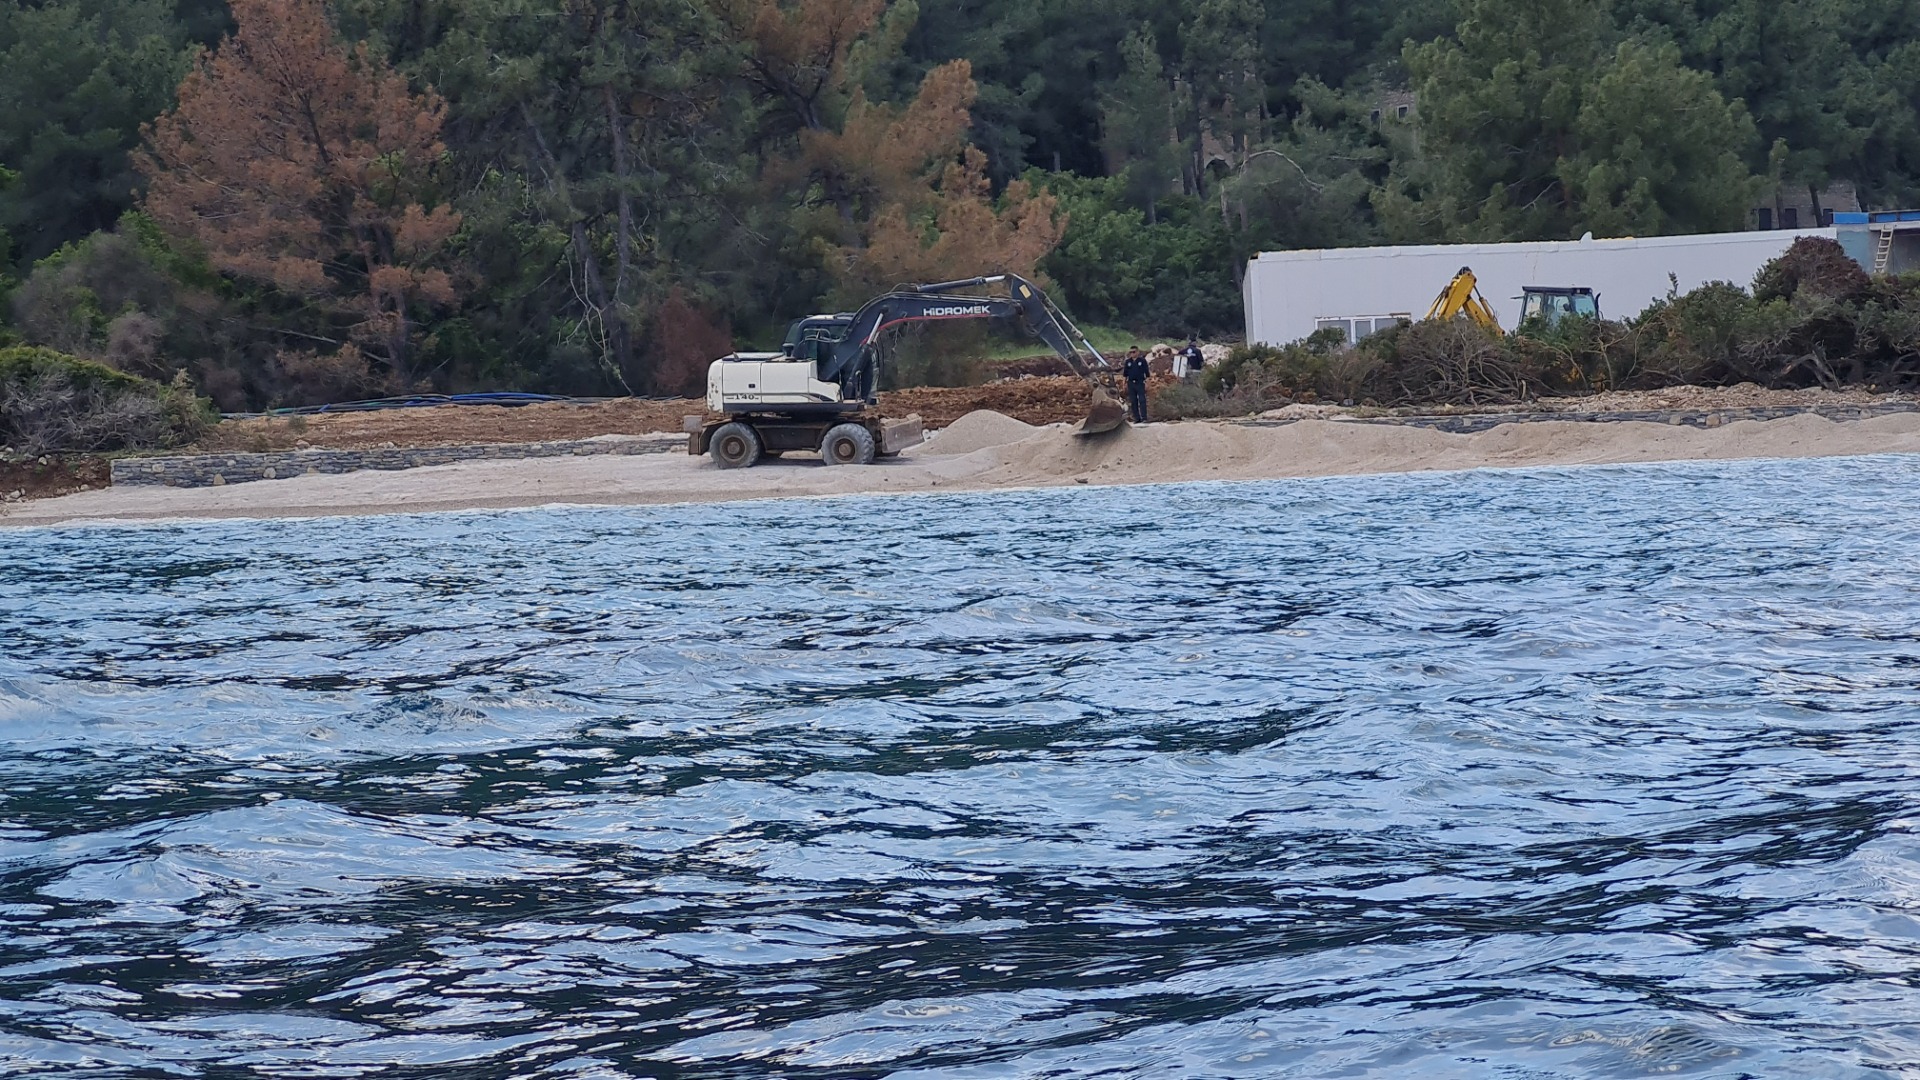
[0, 347, 214, 457]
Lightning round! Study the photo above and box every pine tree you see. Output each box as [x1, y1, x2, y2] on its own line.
[724, 0, 1065, 298]
[363, 0, 748, 393]
[0, 0, 193, 265]
[138, 0, 459, 391]
[1102, 27, 1182, 211]
[1390, 0, 1759, 240]
[848, 147, 1064, 293]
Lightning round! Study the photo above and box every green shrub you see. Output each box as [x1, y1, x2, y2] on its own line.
[1354, 319, 1539, 405]
[1847, 274, 1920, 387]
[879, 324, 988, 389]
[1151, 381, 1237, 419]
[1753, 236, 1870, 304]
[1629, 282, 1766, 385]
[9, 213, 262, 409]
[1036, 171, 1241, 337]
[1202, 328, 1348, 398]
[1510, 315, 1636, 392]
[160, 369, 218, 444]
[0, 346, 213, 455]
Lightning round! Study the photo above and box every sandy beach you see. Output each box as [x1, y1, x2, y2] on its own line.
[7, 408, 1920, 527]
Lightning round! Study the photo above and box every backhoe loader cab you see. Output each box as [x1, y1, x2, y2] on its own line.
[1518, 287, 1600, 327]
[1428, 268, 1602, 335]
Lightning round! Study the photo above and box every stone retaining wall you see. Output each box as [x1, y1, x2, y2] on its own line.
[1242, 402, 1920, 434]
[112, 435, 678, 488]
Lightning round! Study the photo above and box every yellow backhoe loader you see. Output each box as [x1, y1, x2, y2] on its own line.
[1427, 267, 1600, 334]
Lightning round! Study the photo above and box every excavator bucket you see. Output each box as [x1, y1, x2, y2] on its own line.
[1072, 382, 1127, 436]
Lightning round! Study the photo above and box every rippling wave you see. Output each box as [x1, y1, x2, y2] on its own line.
[5, 458, 1920, 1077]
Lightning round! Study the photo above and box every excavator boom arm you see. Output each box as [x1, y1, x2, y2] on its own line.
[819, 275, 1112, 403]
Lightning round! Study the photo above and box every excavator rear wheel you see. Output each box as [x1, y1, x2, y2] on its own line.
[820, 422, 876, 466]
[710, 422, 762, 469]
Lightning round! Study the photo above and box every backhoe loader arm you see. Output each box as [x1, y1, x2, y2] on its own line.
[1425, 266, 1502, 334]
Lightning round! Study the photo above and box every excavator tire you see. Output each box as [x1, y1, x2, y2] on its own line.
[710, 422, 762, 469]
[820, 422, 877, 466]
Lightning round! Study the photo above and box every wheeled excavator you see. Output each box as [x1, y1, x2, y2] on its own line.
[688, 274, 1125, 468]
[1427, 267, 1600, 333]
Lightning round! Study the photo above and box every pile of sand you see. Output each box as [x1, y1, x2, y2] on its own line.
[932, 411, 1920, 490]
[920, 410, 1039, 455]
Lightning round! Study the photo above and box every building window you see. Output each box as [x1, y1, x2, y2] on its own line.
[1315, 315, 1412, 344]
[1755, 207, 1773, 230]
[1396, 105, 1409, 119]
[1781, 207, 1799, 229]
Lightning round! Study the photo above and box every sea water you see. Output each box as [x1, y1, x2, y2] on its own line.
[3, 457, 1920, 1078]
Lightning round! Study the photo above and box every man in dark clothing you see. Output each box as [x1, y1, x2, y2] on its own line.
[1122, 345, 1150, 423]
[1178, 335, 1204, 380]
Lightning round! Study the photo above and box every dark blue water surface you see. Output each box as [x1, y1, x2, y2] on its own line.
[4, 458, 1920, 1078]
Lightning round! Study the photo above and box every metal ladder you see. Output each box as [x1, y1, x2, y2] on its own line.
[1873, 227, 1895, 276]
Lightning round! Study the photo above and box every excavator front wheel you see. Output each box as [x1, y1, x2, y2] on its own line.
[820, 422, 877, 465]
[710, 422, 762, 469]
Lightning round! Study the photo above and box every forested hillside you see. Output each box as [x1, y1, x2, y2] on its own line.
[2, 0, 1918, 408]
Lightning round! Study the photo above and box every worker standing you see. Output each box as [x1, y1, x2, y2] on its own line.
[1177, 335, 1203, 380]
[1123, 345, 1150, 424]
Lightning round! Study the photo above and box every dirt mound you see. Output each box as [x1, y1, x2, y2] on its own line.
[0, 455, 109, 503]
[984, 355, 1076, 379]
[194, 379, 1098, 454]
[200, 397, 704, 452]
[921, 410, 1038, 455]
[879, 377, 1094, 428]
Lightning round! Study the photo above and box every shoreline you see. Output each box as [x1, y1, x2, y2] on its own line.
[7, 410, 1920, 528]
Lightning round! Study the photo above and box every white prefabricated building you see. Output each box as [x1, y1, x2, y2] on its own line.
[1242, 229, 1835, 347]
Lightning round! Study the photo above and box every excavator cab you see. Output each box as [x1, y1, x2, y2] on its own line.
[1518, 287, 1600, 327]
[774, 279, 1125, 436]
[781, 315, 853, 364]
